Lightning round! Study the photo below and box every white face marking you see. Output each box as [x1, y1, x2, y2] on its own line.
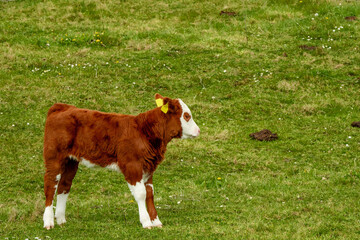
[178, 99, 200, 139]
[55, 193, 69, 225]
[105, 162, 121, 172]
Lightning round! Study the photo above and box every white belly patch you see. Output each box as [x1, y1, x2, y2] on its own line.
[69, 155, 119, 172]
[80, 158, 97, 168]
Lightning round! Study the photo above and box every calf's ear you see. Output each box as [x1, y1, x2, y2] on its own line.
[155, 93, 167, 108]
[155, 93, 164, 100]
[154, 94, 179, 114]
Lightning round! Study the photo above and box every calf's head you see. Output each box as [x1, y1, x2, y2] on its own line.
[155, 94, 200, 139]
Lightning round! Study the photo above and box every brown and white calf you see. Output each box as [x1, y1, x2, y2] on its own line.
[42, 94, 200, 229]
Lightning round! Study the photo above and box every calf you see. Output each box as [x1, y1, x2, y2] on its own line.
[42, 94, 200, 229]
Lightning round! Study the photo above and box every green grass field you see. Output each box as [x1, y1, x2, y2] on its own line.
[1, 0, 360, 239]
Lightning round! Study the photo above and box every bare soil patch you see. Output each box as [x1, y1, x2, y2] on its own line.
[351, 121, 360, 128]
[220, 11, 236, 16]
[345, 16, 357, 21]
[299, 45, 317, 50]
[249, 129, 278, 141]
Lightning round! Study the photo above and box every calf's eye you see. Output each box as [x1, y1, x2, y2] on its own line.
[183, 112, 191, 122]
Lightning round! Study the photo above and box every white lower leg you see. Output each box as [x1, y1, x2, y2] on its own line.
[43, 174, 60, 229]
[55, 193, 69, 225]
[128, 182, 152, 228]
[43, 205, 54, 229]
[152, 216, 163, 227]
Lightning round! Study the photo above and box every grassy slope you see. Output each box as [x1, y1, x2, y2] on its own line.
[0, 0, 359, 239]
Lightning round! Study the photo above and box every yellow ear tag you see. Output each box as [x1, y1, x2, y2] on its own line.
[156, 98, 164, 107]
[161, 102, 169, 114]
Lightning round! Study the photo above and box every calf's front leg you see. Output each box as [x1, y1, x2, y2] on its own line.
[126, 174, 152, 228]
[145, 176, 162, 228]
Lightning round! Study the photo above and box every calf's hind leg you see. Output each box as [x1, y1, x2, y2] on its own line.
[55, 158, 79, 225]
[43, 161, 62, 230]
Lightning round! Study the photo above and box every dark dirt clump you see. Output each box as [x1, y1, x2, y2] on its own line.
[220, 11, 236, 16]
[345, 16, 357, 21]
[299, 45, 317, 50]
[250, 129, 278, 141]
[351, 121, 360, 128]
